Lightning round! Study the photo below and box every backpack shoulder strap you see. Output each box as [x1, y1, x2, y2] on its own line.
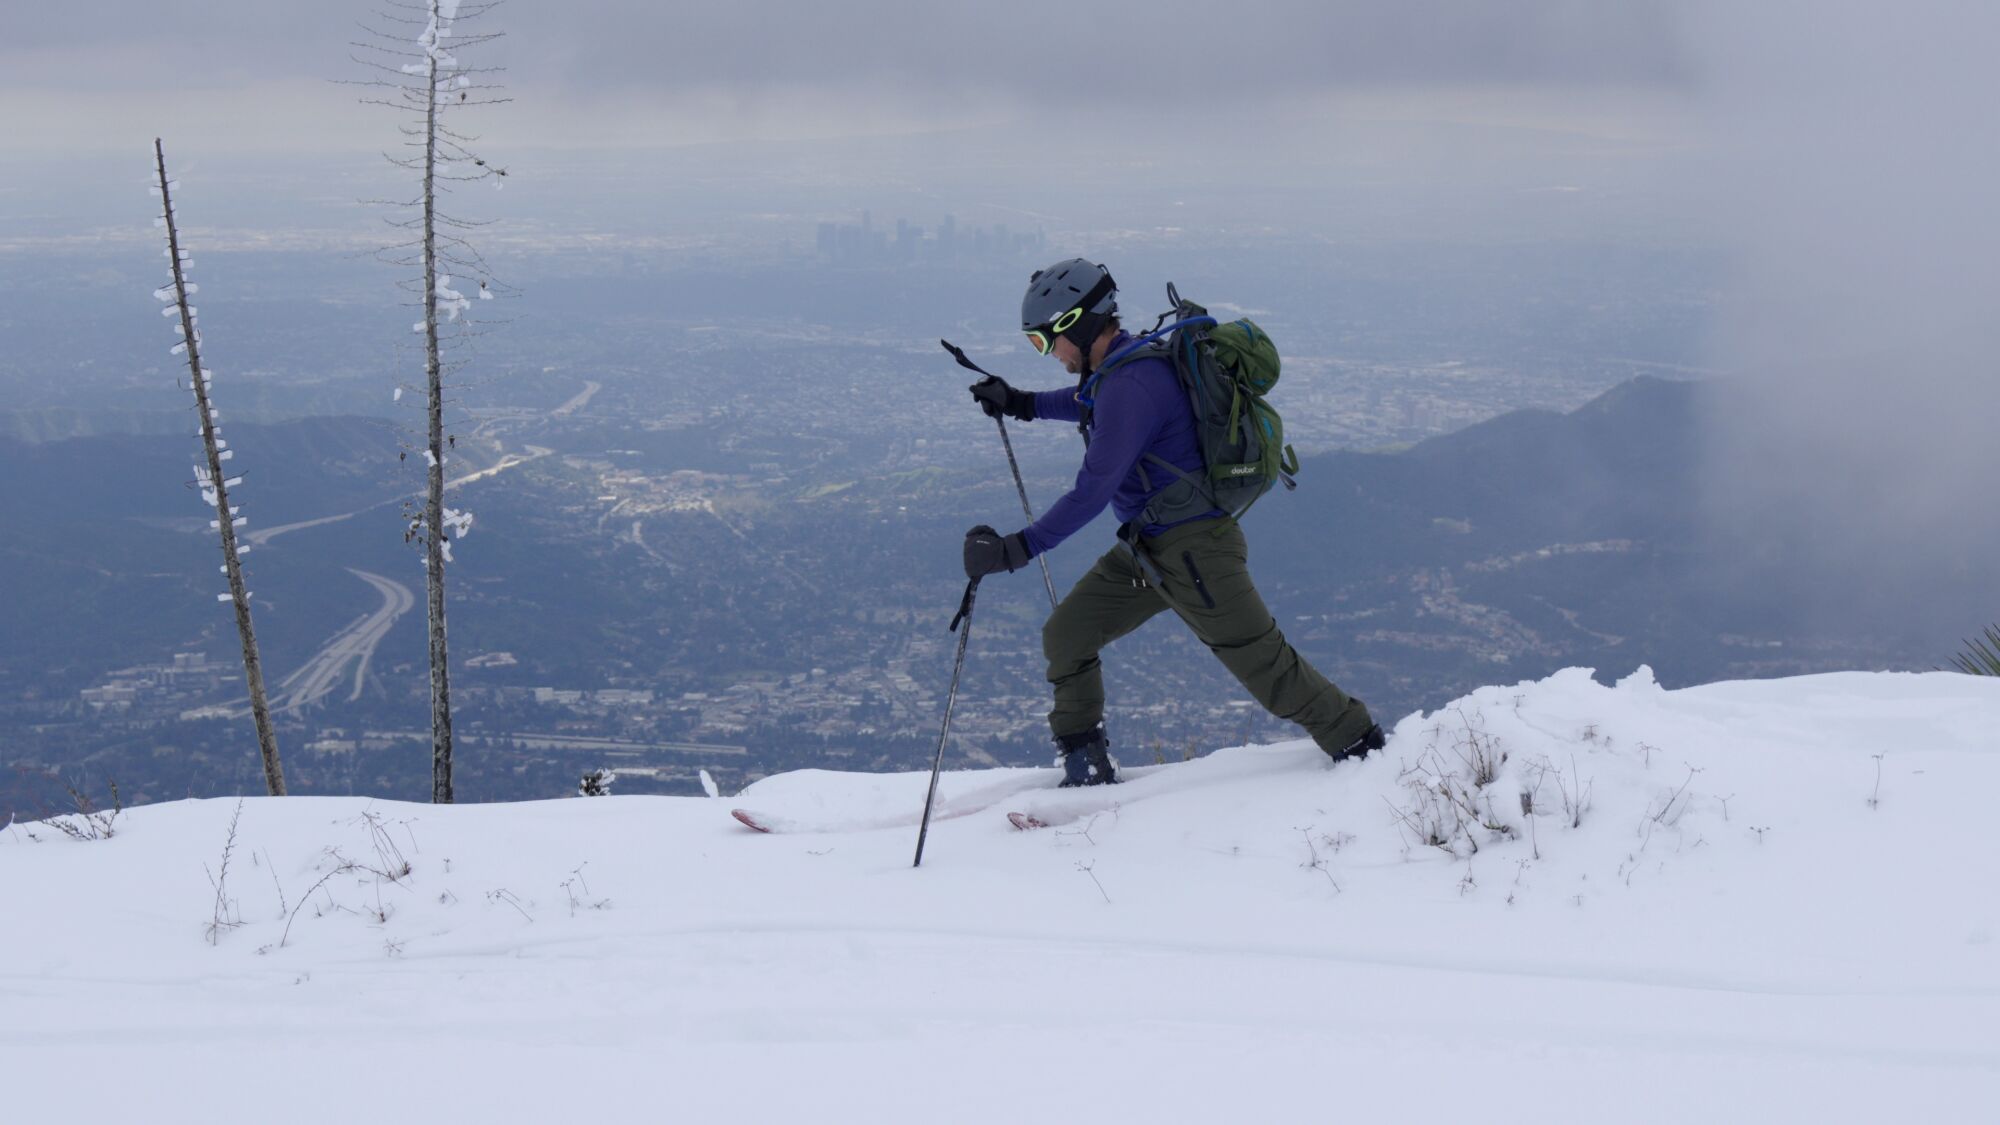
[1078, 338, 1172, 408]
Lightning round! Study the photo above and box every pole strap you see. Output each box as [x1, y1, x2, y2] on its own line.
[940, 338, 999, 380]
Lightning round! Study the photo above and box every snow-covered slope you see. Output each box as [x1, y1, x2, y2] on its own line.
[7, 668, 1998, 1123]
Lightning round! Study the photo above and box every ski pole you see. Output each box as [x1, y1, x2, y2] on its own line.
[913, 577, 979, 868]
[990, 416, 1058, 610]
[940, 340, 1059, 612]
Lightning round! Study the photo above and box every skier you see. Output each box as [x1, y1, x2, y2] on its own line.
[963, 258, 1385, 787]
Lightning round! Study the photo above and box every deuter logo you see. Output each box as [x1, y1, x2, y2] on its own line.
[1228, 465, 1258, 477]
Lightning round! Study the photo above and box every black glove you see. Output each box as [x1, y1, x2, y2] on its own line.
[969, 376, 1035, 422]
[963, 525, 1031, 578]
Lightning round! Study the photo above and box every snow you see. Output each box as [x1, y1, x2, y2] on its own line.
[435, 276, 470, 321]
[417, 0, 463, 70]
[6, 668, 1999, 1122]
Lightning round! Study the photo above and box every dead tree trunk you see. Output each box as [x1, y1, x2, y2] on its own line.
[419, 33, 455, 805]
[152, 139, 287, 797]
[353, 0, 508, 803]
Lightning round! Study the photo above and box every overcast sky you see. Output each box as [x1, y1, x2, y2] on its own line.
[8, 0, 1998, 613]
[1689, 1, 2000, 626]
[3, 0, 1691, 153]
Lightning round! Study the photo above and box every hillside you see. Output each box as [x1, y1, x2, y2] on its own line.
[8, 667, 1998, 1122]
[0, 416, 415, 696]
[1262, 376, 1999, 706]
[6, 378, 1997, 810]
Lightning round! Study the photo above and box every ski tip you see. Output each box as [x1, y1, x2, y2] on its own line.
[731, 808, 773, 833]
[1007, 811, 1049, 831]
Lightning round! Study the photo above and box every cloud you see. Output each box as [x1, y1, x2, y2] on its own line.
[1689, 1, 2000, 638]
[3, 0, 1691, 151]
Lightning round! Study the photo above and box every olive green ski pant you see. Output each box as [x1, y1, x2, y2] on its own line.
[1041, 517, 1374, 759]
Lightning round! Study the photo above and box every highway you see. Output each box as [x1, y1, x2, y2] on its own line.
[550, 380, 601, 417]
[244, 445, 552, 548]
[268, 569, 415, 715]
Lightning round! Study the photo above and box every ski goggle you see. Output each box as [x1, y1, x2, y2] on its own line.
[1025, 307, 1084, 355]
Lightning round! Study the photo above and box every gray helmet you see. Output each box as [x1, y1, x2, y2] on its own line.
[1021, 258, 1117, 354]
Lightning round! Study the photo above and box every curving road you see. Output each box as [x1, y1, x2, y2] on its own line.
[244, 445, 552, 548]
[268, 569, 415, 715]
[550, 381, 601, 417]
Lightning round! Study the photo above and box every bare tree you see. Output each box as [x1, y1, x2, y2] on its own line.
[150, 140, 287, 796]
[351, 0, 510, 803]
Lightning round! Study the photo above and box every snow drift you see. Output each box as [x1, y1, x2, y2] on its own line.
[6, 668, 1998, 1122]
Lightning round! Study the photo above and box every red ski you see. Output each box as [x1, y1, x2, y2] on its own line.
[731, 808, 780, 833]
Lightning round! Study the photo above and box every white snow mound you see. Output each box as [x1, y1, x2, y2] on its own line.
[6, 667, 1999, 1122]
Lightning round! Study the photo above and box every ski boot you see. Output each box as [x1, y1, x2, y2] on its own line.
[1326, 722, 1386, 764]
[1055, 725, 1118, 787]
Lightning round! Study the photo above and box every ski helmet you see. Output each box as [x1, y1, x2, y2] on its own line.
[1021, 258, 1117, 357]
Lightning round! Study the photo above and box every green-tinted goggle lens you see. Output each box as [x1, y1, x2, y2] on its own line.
[1025, 307, 1085, 355]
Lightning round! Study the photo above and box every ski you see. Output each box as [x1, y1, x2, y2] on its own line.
[730, 762, 1158, 835]
[732, 747, 1328, 836]
[731, 808, 778, 833]
[1004, 805, 1104, 831]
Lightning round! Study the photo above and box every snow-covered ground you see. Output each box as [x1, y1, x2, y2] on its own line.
[7, 668, 1998, 1123]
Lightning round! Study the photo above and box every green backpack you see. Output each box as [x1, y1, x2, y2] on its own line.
[1092, 284, 1300, 528]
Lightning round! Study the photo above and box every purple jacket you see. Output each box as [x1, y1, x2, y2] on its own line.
[1019, 332, 1218, 557]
